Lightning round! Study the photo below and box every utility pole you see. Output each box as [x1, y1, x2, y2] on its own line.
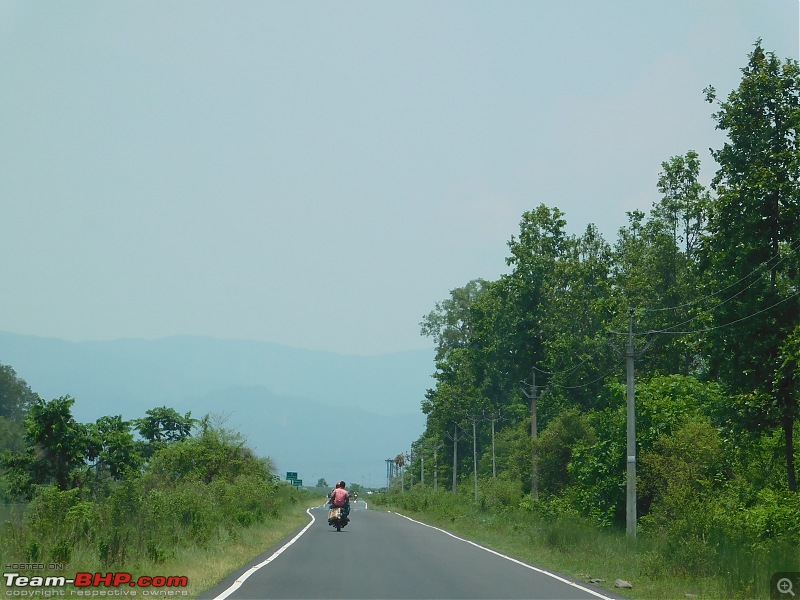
[625, 310, 636, 538]
[385, 458, 393, 491]
[609, 307, 653, 538]
[433, 442, 443, 492]
[434, 444, 438, 491]
[491, 413, 497, 481]
[420, 445, 424, 487]
[411, 448, 415, 487]
[521, 368, 540, 501]
[450, 424, 461, 494]
[472, 417, 478, 504]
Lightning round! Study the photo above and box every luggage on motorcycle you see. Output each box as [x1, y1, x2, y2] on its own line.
[328, 507, 341, 521]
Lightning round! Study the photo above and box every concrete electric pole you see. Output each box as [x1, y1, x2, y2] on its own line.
[521, 368, 540, 501]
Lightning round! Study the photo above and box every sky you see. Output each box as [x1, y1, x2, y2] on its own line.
[1, 1, 798, 357]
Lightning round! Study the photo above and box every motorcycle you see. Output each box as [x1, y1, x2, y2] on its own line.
[327, 505, 348, 532]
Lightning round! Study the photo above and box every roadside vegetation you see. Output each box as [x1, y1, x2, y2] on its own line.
[394, 40, 800, 599]
[373, 481, 797, 599]
[0, 366, 318, 598]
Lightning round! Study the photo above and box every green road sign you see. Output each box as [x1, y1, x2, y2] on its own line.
[293, 479, 303, 487]
[286, 472, 297, 481]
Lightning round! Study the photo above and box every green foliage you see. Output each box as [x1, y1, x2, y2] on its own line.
[639, 419, 726, 552]
[627, 375, 723, 448]
[565, 407, 625, 527]
[0, 416, 26, 454]
[0, 364, 38, 423]
[0, 364, 37, 499]
[480, 421, 531, 486]
[26, 396, 90, 490]
[420, 279, 489, 363]
[0, 414, 295, 572]
[479, 472, 524, 510]
[135, 406, 195, 459]
[535, 408, 596, 496]
[702, 40, 800, 490]
[88, 415, 143, 479]
[144, 419, 271, 485]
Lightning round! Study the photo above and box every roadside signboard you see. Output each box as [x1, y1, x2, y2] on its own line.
[286, 472, 297, 481]
[293, 479, 303, 487]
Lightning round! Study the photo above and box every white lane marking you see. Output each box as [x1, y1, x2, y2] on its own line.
[213, 508, 316, 600]
[392, 512, 616, 600]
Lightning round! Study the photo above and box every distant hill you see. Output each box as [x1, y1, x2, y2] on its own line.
[0, 332, 435, 488]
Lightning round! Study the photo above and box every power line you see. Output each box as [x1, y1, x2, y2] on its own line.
[548, 358, 624, 390]
[645, 270, 771, 334]
[650, 289, 800, 336]
[641, 237, 800, 314]
[532, 354, 598, 377]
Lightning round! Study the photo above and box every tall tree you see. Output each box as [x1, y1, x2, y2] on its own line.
[135, 406, 195, 459]
[0, 363, 38, 455]
[26, 396, 89, 490]
[539, 224, 617, 413]
[703, 40, 800, 490]
[420, 279, 489, 363]
[88, 415, 143, 479]
[0, 364, 38, 423]
[501, 204, 571, 387]
[619, 152, 713, 376]
[421, 280, 491, 488]
[653, 150, 710, 258]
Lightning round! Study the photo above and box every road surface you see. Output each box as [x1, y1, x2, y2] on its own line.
[199, 501, 626, 600]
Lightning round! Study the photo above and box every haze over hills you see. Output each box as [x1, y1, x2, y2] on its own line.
[0, 331, 435, 488]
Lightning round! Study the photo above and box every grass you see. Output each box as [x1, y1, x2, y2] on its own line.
[168, 496, 318, 597]
[0, 495, 320, 599]
[373, 493, 798, 600]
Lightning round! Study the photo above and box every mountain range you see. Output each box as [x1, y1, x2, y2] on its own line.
[0, 331, 436, 489]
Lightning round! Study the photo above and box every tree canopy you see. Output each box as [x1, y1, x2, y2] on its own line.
[411, 41, 800, 524]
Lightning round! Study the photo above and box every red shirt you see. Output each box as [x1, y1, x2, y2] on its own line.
[331, 488, 349, 507]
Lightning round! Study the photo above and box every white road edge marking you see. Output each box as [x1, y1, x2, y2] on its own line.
[212, 508, 316, 600]
[392, 511, 617, 600]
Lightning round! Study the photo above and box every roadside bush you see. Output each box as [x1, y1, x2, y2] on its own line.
[639, 418, 725, 575]
[479, 472, 523, 510]
[566, 408, 625, 527]
[144, 424, 271, 487]
[377, 486, 471, 521]
[535, 408, 596, 496]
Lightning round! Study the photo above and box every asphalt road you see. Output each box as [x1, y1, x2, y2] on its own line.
[199, 501, 626, 600]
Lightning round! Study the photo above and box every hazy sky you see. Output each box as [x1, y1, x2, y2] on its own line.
[1, 2, 798, 356]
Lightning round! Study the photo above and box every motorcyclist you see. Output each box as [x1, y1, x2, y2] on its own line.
[328, 480, 350, 523]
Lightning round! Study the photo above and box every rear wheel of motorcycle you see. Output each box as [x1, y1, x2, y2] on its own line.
[335, 522, 341, 532]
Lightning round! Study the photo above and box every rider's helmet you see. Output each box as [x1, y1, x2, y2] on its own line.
[334, 481, 341, 489]
[339, 481, 346, 488]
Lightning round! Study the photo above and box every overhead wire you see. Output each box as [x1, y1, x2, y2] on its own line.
[649, 288, 800, 336]
[640, 236, 800, 314]
[550, 357, 625, 390]
[436, 241, 799, 406]
[645, 270, 771, 334]
[531, 354, 599, 377]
